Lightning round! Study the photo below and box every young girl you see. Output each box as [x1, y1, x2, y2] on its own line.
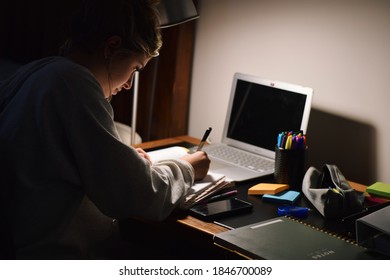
[0, 0, 209, 259]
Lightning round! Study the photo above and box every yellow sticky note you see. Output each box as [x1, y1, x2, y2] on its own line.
[248, 183, 289, 195]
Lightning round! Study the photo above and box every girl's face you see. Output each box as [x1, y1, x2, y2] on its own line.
[105, 51, 150, 98]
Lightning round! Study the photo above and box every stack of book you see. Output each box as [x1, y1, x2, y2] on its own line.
[147, 146, 235, 209]
[180, 172, 234, 209]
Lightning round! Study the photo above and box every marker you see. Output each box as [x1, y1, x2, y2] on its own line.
[197, 127, 212, 151]
[206, 190, 238, 203]
[277, 132, 284, 148]
[329, 187, 341, 195]
[278, 206, 310, 219]
[285, 135, 293, 149]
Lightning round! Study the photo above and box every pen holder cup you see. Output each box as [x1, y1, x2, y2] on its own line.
[274, 146, 307, 191]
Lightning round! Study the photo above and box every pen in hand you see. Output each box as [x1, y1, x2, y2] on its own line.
[197, 127, 212, 151]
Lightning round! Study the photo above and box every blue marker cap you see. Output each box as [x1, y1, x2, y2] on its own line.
[277, 132, 284, 148]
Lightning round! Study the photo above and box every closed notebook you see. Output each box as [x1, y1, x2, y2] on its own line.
[366, 182, 390, 199]
[213, 216, 372, 260]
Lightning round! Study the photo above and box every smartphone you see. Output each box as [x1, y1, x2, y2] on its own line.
[189, 198, 253, 221]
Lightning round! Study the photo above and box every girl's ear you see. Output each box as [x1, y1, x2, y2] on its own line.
[104, 35, 122, 58]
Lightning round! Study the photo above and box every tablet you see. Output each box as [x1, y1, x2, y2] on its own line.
[189, 198, 253, 221]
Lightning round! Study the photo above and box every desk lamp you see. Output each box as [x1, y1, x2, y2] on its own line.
[130, 0, 199, 145]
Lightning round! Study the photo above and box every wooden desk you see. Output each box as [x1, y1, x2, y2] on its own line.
[124, 135, 371, 259]
[134, 135, 368, 235]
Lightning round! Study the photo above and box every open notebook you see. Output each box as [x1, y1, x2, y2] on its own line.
[203, 73, 313, 182]
[147, 146, 234, 209]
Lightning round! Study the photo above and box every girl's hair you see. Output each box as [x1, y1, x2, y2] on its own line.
[61, 0, 162, 57]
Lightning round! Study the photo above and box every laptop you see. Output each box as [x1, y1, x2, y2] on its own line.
[202, 72, 313, 182]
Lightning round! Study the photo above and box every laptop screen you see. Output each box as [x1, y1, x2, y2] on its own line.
[223, 73, 313, 158]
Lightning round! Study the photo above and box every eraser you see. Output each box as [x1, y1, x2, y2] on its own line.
[248, 183, 289, 195]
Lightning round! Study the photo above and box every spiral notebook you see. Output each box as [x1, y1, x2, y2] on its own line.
[213, 216, 373, 260]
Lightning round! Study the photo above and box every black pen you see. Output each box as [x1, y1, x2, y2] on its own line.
[197, 127, 212, 151]
[206, 190, 238, 203]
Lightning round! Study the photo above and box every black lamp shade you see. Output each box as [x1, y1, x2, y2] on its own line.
[157, 0, 199, 28]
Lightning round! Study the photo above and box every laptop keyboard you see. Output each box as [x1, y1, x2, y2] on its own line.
[204, 145, 274, 172]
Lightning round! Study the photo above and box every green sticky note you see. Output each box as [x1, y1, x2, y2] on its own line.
[366, 182, 390, 199]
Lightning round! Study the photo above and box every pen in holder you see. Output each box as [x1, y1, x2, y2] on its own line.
[274, 145, 307, 191]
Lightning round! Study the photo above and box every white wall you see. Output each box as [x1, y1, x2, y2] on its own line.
[188, 0, 390, 184]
